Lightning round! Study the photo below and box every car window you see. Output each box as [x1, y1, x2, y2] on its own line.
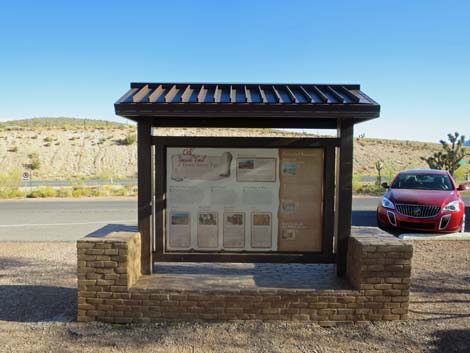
[391, 173, 453, 190]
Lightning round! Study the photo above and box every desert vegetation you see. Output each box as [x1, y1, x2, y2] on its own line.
[0, 118, 468, 198]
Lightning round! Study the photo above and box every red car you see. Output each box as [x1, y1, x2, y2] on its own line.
[377, 169, 467, 233]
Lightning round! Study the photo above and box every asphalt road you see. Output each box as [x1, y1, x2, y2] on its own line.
[0, 198, 137, 241]
[0, 196, 468, 241]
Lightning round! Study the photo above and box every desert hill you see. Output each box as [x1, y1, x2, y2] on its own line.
[0, 118, 458, 181]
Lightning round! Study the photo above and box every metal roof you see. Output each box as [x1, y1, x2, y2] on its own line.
[114, 82, 380, 127]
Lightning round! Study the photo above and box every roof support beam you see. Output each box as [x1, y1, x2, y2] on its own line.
[285, 85, 300, 104]
[327, 86, 345, 103]
[164, 85, 179, 103]
[181, 85, 193, 103]
[197, 85, 208, 103]
[133, 84, 151, 103]
[148, 85, 165, 103]
[337, 86, 360, 103]
[214, 85, 222, 103]
[259, 85, 268, 104]
[272, 85, 282, 103]
[310, 85, 329, 103]
[298, 86, 314, 103]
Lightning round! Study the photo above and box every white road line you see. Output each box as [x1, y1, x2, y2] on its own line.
[0, 220, 135, 227]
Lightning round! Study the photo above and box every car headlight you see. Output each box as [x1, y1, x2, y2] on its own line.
[382, 197, 395, 209]
[443, 200, 460, 212]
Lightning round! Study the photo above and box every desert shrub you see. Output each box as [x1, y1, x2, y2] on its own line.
[27, 186, 57, 198]
[8, 146, 18, 152]
[43, 143, 51, 147]
[454, 165, 470, 182]
[355, 182, 384, 195]
[0, 170, 22, 190]
[57, 187, 73, 198]
[31, 135, 38, 139]
[124, 184, 137, 196]
[28, 153, 41, 170]
[0, 188, 24, 198]
[117, 133, 137, 145]
[72, 186, 93, 198]
[352, 175, 362, 193]
[30, 159, 41, 170]
[43, 136, 54, 142]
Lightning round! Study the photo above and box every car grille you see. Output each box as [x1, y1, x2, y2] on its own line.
[395, 204, 441, 218]
[399, 221, 435, 230]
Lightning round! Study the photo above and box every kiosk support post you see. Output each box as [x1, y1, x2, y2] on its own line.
[137, 121, 153, 275]
[336, 119, 354, 276]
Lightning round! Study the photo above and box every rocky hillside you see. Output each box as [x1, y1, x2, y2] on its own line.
[0, 118, 459, 180]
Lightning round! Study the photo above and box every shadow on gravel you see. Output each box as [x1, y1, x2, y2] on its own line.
[433, 329, 470, 353]
[412, 272, 470, 295]
[0, 285, 76, 322]
[352, 210, 377, 227]
[0, 258, 31, 271]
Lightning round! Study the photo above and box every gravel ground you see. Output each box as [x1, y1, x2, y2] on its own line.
[0, 240, 469, 353]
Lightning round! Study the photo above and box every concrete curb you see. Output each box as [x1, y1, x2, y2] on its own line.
[399, 233, 470, 240]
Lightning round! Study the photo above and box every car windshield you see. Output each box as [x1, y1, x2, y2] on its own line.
[391, 173, 454, 190]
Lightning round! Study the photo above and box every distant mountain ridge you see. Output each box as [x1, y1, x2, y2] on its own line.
[0, 117, 125, 128]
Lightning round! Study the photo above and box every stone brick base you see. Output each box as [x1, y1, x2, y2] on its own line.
[77, 228, 412, 324]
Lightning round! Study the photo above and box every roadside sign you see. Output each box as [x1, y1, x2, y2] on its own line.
[23, 171, 30, 181]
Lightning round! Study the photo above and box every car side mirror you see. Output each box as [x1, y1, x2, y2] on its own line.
[457, 184, 469, 191]
[381, 182, 390, 189]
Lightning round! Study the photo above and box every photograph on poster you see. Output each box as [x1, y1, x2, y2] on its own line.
[171, 212, 190, 225]
[281, 228, 296, 241]
[251, 212, 272, 248]
[238, 159, 254, 169]
[282, 162, 297, 176]
[253, 213, 271, 226]
[223, 212, 245, 248]
[197, 212, 218, 248]
[169, 211, 191, 248]
[281, 200, 296, 213]
[236, 158, 276, 182]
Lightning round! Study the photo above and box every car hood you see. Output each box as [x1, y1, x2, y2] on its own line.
[387, 189, 457, 206]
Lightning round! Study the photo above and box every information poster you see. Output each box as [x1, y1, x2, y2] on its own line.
[166, 148, 280, 251]
[278, 149, 324, 252]
[166, 147, 323, 253]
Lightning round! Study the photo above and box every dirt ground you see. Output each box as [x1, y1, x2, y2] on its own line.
[0, 240, 469, 353]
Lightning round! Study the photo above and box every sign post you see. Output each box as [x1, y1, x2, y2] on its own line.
[23, 171, 31, 197]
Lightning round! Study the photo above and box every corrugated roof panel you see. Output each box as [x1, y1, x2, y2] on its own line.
[232, 85, 246, 103]
[288, 86, 308, 103]
[248, 86, 262, 103]
[204, 86, 215, 103]
[115, 82, 380, 124]
[148, 85, 167, 103]
[220, 85, 230, 103]
[317, 86, 339, 103]
[261, 86, 278, 103]
[302, 85, 326, 103]
[275, 85, 293, 104]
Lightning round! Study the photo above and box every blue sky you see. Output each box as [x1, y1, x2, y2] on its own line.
[1, 0, 469, 142]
